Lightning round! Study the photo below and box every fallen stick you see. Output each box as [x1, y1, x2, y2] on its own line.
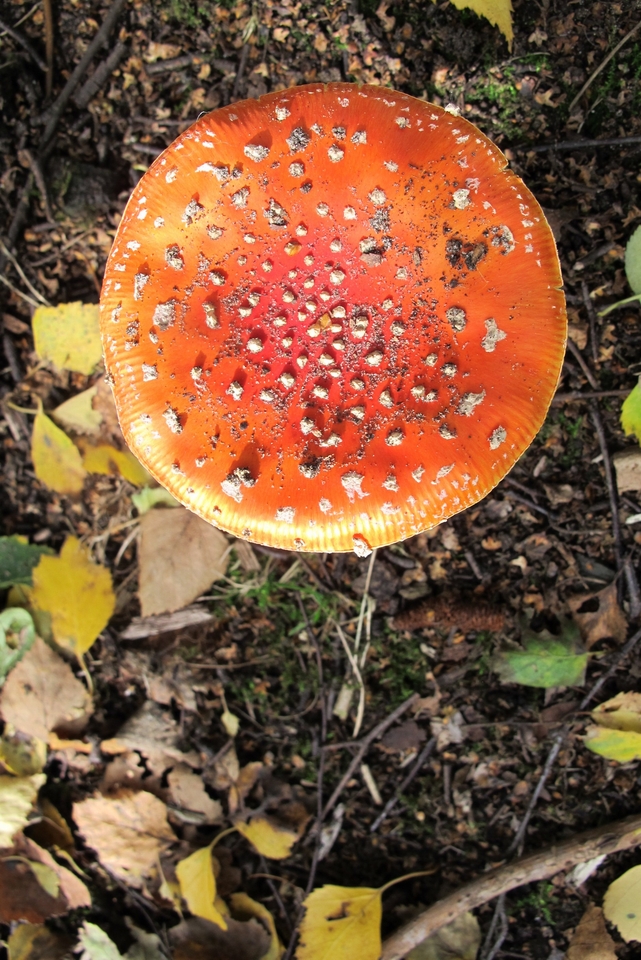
[380, 812, 641, 960]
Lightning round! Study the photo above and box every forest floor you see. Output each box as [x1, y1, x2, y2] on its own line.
[3, 0, 641, 958]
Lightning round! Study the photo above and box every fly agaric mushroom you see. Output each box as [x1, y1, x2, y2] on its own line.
[100, 83, 566, 555]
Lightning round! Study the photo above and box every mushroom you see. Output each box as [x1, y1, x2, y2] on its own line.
[100, 83, 566, 555]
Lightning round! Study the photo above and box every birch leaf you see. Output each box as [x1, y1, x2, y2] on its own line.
[176, 845, 228, 930]
[297, 885, 382, 960]
[32, 302, 101, 374]
[31, 409, 86, 494]
[236, 816, 299, 860]
[603, 864, 641, 942]
[442, 0, 513, 49]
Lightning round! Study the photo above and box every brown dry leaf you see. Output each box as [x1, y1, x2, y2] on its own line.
[170, 916, 271, 960]
[380, 721, 426, 753]
[568, 583, 627, 648]
[0, 854, 68, 924]
[613, 448, 641, 494]
[13, 834, 91, 911]
[208, 746, 262, 816]
[167, 765, 223, 823]
[138, 508, 229, 616]
[567, 904, 617, 960]
[0, 637, 92, 741]
[100, 701, 200, 777]
[73, 789, 174, 887]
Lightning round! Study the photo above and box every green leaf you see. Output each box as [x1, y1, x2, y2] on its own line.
[77, 923, 123, 960]
[625, 224, 641, 295]
[584, 726, 641, 763]
[0, 537, 54, 589]
[131, 486, 181, 514]
[621, 381, 641, 444]
[494, 622, 588, 688]
[0, 608, 36, 683]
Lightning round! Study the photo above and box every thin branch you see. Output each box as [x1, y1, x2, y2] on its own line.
[590, 404, 623, 574]
[524, 135, 641, 154]
[73, 40, 128, 109]
[0, 14, 47, 71]
[381, 813, 641, 960]
[568, 21, 641, 113]
[370, 737, 436, 833]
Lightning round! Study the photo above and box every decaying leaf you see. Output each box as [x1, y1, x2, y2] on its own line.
[73, 789, 174, 887]
[613, 448, 641, 493]
[80, 441, 150, 486]
[0, 724, 47, 776]
[31, 409, 87, 495]
[6, 922, 74, 960]
[0, 608, 36, 684]
[208, 745, 262, 816]
[167, 764, 223, 823]
[407, 911, 480, 960]
[31, 536, 115, 658]
[0, 636, 92, 741]
[52, 386, 103, 436]
[138, 507, 229, 616]
[170, 915, 272, 960]
[32, 301, 102, 374]
[297, 885, 382, 960]
[591, 691, 641, 733]
[0, 773, 45, 849]
[230, 892, 282, 960]
[235, 815, 300, 860]
[585, 691, 641, 762]
[100, 701, 201, 779]
[603, 864, 641, 943]
[566, 904, 617, 960]
[176, 844, 228, 930]
[76, 922, 122, 960]
[0, 537, 54, 589]
[493, 621, 588, 688]
[12, 834, 91, 910]
[568, 583, 627, 648]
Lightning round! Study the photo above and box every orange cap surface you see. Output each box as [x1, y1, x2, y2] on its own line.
[100, 83, 566, 554]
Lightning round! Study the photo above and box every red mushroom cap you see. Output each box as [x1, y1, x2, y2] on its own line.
[100, 82, 566, 555]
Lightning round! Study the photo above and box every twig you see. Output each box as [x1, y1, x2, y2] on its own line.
[481, 893, 508, 960]
[0, 273, 44, 310]
[551, 388, 629, 403]
[43, 0, 53, 96]
[380, 813, 641, 960]
[39, 0, 130, 144]
[581, 279, 600, 365]
[23, 149, 55, 223]
[590, 404, 623, 574]
[231, 43, 250, 101]
[566, 338, 599, 390]
[73, 40, 128, 109]
[0, 14, 47, 71]
[2, 334, 24, 384]
[297, 595, 327, 743]
[624, 557, 641, 620]
[321, 692, 419, 820]
[0, 239, 50, 306]
[354, 548, 377, 657]
[335, 622, 366, 739]
[524, 134, 641, 153]
[370, 737, 436, 832]
[568, 21, 641, 113]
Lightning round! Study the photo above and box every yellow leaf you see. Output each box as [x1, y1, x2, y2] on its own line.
[230, 892, 283, 960]
[32, 301, 102, 374]
[591, 692, 641, 734]
[443, 0, 513, 48]
[81, 442, 151, 486]
[7, 922, 73, 960]
[53, 386, 102, 436]
[31, 536, 115, 658]
[236, 816, 299, 860]
[0, 773, 46, 849]
[584, 726, 641, 763]
[221, 709, 240, 738]
[297, 885, 382, 960]
[0, 724, 47, 776]
[176, 845, 228, 930]
[603, 864, 641, 942]
[31, 409, 86, 494]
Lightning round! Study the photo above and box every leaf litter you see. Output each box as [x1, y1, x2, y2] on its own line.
[4, 0, 641, 956]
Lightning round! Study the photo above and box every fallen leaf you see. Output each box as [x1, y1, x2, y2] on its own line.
[380, 721, 426, 753]
[235, 815, 300, 860]
[625, 222, 641, 295]
[80, 441, 150, 486]
[566, 904, 617, 960]
[603, 864, 641, 942]
[297, 884, 382, 960]
[176, 845, 228, 929]
[145, 40, 182, 61]
[0, 537, 54, 589]
[0, 773, 45, 849]
[6, 922, 74, 960]
[167, 764, 223, 822]
[584, 726, 641, 762]
[170, 916, 271, 960]
[431, 710, 465, 751]
[100, 701, 200, 778]
[407, 911, 480, 959]
[493, 622, 588, 688]
[621, 382, 641, 445]
[568, 583, 627, 648]
[31, 409, 86, 494]
[138, 508, 229, 616]
[445, 0, 513, 48]
[0, 636, 92, 741]
[12, 834, 91, 910]
[73, 789, 174, 887]
[0, 724, 47, 776]
[613, 448, 641, 493]
[221, 710, 240, 738]
[76, 922, 122, 960]
[208, 746, 262, 816]
[591, 691, 641, 733]
[230, 892, 282, 960]
[31, 536, 115, 658]
[32, 301, 101, 374]
[52, 386, 102, 436]
[131, 486, 180, 514]
[0, 607, 36, 684]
